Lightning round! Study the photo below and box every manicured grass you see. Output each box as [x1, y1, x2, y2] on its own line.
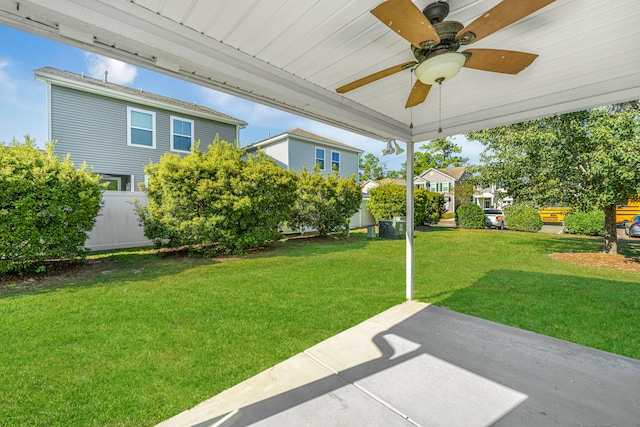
[1, 229, 638, 425]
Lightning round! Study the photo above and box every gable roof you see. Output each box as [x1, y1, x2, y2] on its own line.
[249, 128, 363, 153]
[418, 166, 467, 181]
[34, 67, 247, 127]
[370, 178, 405, 186]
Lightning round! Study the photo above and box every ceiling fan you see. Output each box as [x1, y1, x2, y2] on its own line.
[336, 0, 555, 109]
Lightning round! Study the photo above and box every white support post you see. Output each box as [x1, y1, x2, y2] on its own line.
[405, 141, 414, 300]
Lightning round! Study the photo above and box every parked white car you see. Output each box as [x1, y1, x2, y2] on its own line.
[484, 208, 506, 229]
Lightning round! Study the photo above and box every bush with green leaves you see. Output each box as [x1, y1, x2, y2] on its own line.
[136, 138, 298, 254]
[367, 184, 444, 225]
[415, 189, 445, 225]
[563, 209, 604, 236]
[289, 167, 362, 236]
[455, 202, 486, 229]
[505, 203, 543, 232]
[0, 137, 102, 273]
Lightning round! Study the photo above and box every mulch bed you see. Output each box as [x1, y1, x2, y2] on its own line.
[549, 252, 640, 272]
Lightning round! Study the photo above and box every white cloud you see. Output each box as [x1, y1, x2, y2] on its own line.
[0, 59, 16, 95]
[85, 53, 137, 85]
[0, 58, 47, 145]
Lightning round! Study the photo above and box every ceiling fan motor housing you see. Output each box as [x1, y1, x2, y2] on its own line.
[423, 1, 449, 24]
[412, 20, 464, 62]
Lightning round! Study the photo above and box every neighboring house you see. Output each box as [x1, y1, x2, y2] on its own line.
[245, 128, 362, 179]
[414, 166, 468, 213]
[361, 178, 405, 194]
[473, 185, 513, 210]
[246, 128, 373, 229]
[35, 67, 247, 191]
[474, 185, 496, 209]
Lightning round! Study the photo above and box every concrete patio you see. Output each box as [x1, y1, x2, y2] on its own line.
[158, 301, 640, 426]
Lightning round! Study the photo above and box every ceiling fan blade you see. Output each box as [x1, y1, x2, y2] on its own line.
[456, 0, 555, 45]
[336, 61, 416, 94]
[371, 0, 441, 49]
[463, 49, 538, 74]
[405, 80, 431, 108]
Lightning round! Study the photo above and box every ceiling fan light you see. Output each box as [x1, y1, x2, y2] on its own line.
[414, 52, 466, 85]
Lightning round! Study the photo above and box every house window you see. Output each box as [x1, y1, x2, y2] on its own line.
[430, 183, 437, 192]
[127, 107, 156, 148]
[101, 177, 121, 191]
[331, 151, 340, 171]
[171, 116, 194, 152]
[315, 147, 325, 170]
[442, 182, 450, 192]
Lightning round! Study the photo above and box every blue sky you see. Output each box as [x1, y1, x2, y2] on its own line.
[0, 24, 483, 171]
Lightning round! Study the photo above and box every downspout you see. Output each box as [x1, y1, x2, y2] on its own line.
[45, 82, 52, 142]
[236, 122, 247, 147]
[405, 141, 414, 300]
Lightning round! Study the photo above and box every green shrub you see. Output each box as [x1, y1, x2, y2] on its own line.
[367, 184, 405, 221]
[0, 137, 102, 273]
[367, 184, 444, 225]
[505, 203, 543, 232]
[136, 137, 298, 254]
[415, 189, 445, 225]
[563, 209, 604, 236]
[289, 167, 362, 236]
[455, 202, 486, 229]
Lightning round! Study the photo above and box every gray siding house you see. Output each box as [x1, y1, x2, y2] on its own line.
[245, 128, 362, 180]
[414, 166, 468, 213]
[35, 67, 247, 191]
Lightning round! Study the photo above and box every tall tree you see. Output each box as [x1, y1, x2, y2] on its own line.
[358, 153, 387, 181]
[402, 137, 468, 177]
[358, 153, 402, 181]
[467, 103, 640, 255]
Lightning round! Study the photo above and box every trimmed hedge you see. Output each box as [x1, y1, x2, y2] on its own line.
[0, 137, 103, 273]
[367, 184, 444, 225]
[505, 203, 543, 232]
[563, 209, 604, 236]
[455, 202, 485, 229]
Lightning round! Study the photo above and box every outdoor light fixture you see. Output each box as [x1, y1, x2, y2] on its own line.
[393, 141, 405, 155]
[381, 140, 405, 156]
[414, 52, 466, 85]
[381, 140, 395, 156]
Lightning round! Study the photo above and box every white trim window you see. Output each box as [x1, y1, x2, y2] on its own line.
[170, 116, 194, 152]
[101, 177, 121, 191]
[315, 147, 325, 171]
[331, 150, 340, 172]
[127, 106, 156, 148]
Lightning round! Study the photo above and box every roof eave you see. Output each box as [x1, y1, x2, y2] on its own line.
[34, 69, 248, 128]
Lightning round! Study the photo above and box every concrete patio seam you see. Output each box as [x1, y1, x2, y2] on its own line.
[302, 349, 421, 427]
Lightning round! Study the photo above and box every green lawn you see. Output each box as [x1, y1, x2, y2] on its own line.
[1, 228, 639, 426]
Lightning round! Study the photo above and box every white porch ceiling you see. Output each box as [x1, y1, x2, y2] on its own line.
[1, 0, 639, 143]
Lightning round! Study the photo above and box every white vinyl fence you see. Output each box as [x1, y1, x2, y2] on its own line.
[86, 193, 376, 251]
[86, 191, 152, 251]
[349, 197, 376, 229]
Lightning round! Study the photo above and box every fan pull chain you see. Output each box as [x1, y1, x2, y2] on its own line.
[437, 77, 444, 133]
[410, 70, 414, 129]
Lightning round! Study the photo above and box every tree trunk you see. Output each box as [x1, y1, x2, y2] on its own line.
[603, 204, 618, 255]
